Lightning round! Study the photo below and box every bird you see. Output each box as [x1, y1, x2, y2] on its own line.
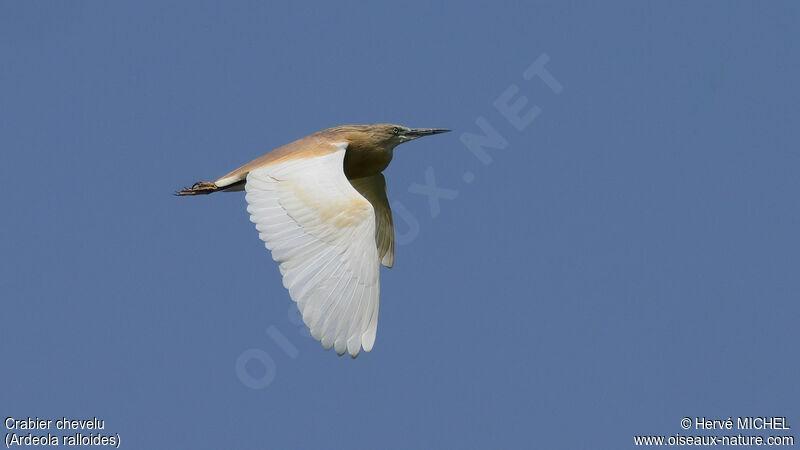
[177, 124, 450, 357]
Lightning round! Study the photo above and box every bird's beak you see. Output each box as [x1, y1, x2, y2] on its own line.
[402, 128, 451, 140]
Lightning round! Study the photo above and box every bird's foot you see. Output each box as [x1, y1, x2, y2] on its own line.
[175, 181, 219, 196]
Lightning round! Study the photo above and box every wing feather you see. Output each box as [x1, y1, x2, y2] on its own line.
[349, 174, 395, 268]
[245, 145, 381, 357]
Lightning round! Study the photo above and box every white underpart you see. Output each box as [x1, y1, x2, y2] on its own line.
[214, 175, 240, 188]
[244, 144, 382, 357]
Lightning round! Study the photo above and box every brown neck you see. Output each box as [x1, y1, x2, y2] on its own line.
[341, 132, 394, 179]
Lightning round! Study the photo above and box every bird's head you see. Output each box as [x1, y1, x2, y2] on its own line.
[335, 124, 450, 150]
[371, 124, 451, 148]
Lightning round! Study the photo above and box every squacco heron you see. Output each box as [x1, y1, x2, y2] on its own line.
[178, 124, 450, 357]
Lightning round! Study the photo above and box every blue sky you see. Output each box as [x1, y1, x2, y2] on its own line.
[2, 2, 799, 449]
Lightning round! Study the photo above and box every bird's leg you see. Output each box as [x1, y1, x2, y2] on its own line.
[175, 181, 219, 196]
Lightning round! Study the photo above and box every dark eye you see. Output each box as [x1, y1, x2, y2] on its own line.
[392, 127, 401, 135]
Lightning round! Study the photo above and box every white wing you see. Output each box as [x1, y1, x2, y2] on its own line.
[244, 144, 381, 357]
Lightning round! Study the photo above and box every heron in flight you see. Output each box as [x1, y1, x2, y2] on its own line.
[177, 124, 450, 357]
